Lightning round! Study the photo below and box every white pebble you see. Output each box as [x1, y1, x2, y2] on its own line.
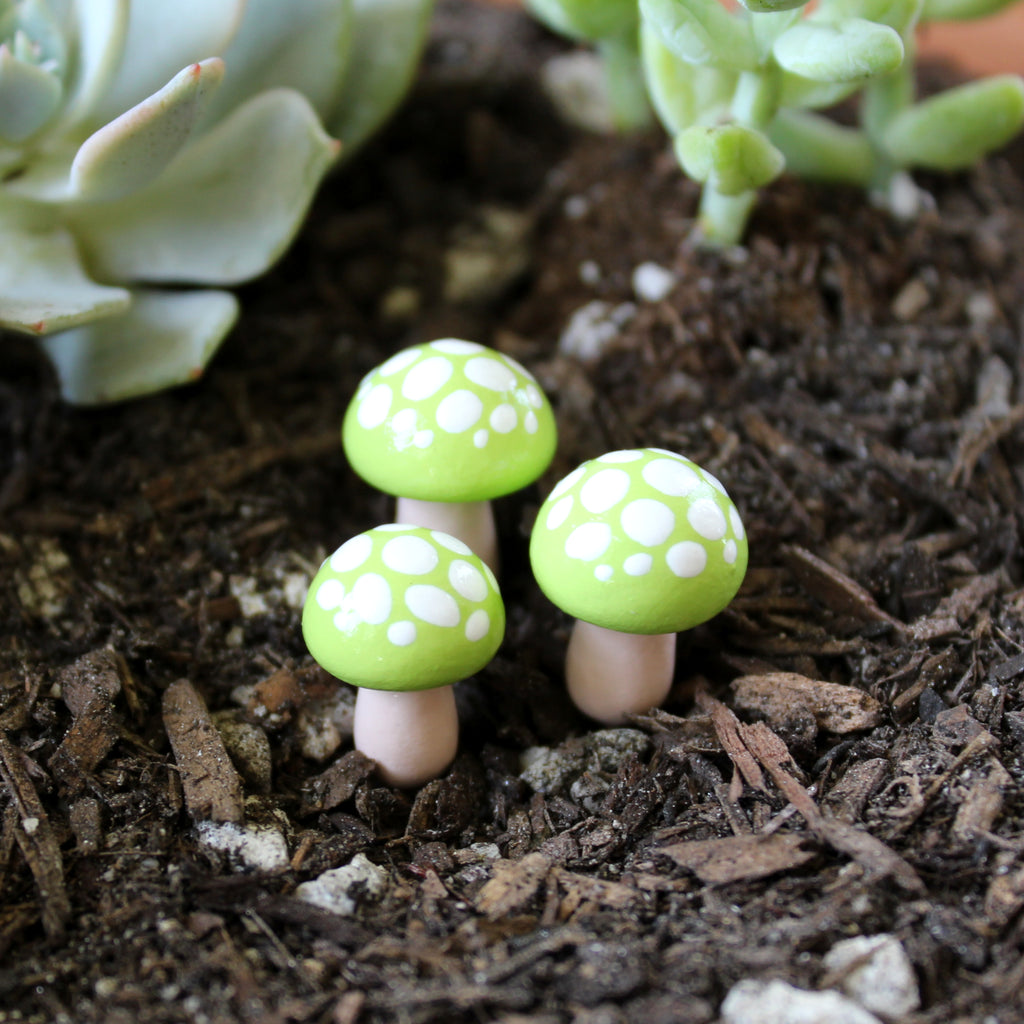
[632, 261, 676, 303]
[823, 935, 920, 1019]
[295, 854, 388, 916]
[722, 979, 883, 1024]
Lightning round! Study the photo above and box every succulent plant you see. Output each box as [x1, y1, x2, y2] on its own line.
[0, 0, 434, 404]
[528, 0, 1024, 246]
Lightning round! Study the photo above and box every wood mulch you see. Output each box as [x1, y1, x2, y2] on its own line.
[2, 3, 1024, 1021]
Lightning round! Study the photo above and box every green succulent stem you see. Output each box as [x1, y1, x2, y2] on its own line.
[597, 34, 655, 131]
[859, 38, 916, 193]
[695, 185, 758, 246]
[769, 108, 876, 186]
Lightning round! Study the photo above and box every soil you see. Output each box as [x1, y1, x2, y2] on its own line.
[3, 3, 1024, 1022]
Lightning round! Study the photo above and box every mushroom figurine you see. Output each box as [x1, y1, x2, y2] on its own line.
[302, 525, 505, 788]
[342, 339, 557, 572]
[529, 449, 748, 725]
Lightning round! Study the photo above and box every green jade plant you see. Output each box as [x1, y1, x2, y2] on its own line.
[531, 0, 1024, 246]
[0, 0, 433, 404]
[526, 0, 654, 129]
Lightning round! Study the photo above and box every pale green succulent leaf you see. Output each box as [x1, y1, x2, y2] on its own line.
[737, 0, 810, 12]
[750, 10, 805, 60]
[199, 0, 354, 130]
[675, 123, 785, 195]
[773, 19, 905, 82]
[0, 43, 62, 141]
[89, 0, 243, 130]
[639, 0, 759, 71]
[527, 0, 638, 41]
[0, 223, 130, 334]
[882, 75, 1024, 169]
[778, 71, 862, 109]
[71, 89, 339, 285]
[769, 108, 876, 185]
[39, 288, 239, 405]
[10, 0, 66, 71]
[921, 0, 1017, 19]
[327, 0, 435, 153]
[641, 23, 735, 133]
[814, 0, 922, 32]
[57, 0, 130, 132]
[70, 57, 225, 201]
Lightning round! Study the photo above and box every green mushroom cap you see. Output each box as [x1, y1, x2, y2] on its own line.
[302, 525, 505, 691]
[342, 339, 557, 503]
[530, 449, 748, 635]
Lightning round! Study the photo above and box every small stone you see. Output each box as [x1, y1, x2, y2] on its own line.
[891, 278, 930, 321]
[295, 853, 388, 916]
[196, 819, 289, 873]
[540, 51, 615, 133]
[632, 262, 676, 303]
[824, 934, 921, 1018]
[579, 260, 602, 286]
[721, 979, 883, 1024]
[558, 301, 637, 362]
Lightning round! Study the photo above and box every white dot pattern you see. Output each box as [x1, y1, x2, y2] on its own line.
[530, 448, 748, 634]
[343, 339, 556, 503]
[303, 526, 505, 691]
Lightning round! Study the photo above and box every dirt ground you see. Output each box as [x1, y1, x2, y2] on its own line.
[3, 3, 1024, 1022]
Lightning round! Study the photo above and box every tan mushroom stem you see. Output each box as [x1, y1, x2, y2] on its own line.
[353, 686, 458, 789]
[395, 497, 499, 575]
[565, 620, 676, 726]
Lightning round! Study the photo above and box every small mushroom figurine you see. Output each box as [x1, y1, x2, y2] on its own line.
[302, 525, 505, 787]
[529, 449, 748, 724]
[342, 339, 557, 572]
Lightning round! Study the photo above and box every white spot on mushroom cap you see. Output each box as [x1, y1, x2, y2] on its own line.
[490, 404, 517, 433]
[465, 609, 490, 641]
[729, 506, 745, 540]
[357, 384, 392, 429]
[431, 338, 483, 355]
[402, 356, 453, 400]
[450, 560, 488, 602]
[667, 541, 707, 578]
[643, 458, 701, 496]
[378, 347, 422, 377]
[724, 540, 738, 565]
[432, 531, 473, 556]
[524, 411, 539, 434]
[597, 450, 643, 463]
[330, 534, 373, 573]
[688, 498, 727, 541]
[405, 584, 460, 627]
[525, 385, 544, 409]
[473, 429, 489, 448]
[414, 430, 434, 448]
[464, 356, 517, 392]
[436, 389, 483, 433]
[315, 578, 346, 610]
[595, 564, 613, 581]
[565, 522, 612, 561]
[621, 498, 675, 547]
[382, 534, 439, 575]
[351, 573, 392, 625]
[391, 407, 418, 445]
[580, 468, 630, 514]
[702, 469, 728, 495]
[624, 553, 652, 576]
[388, 620, 417, 646]
[546, 495, 574, 530]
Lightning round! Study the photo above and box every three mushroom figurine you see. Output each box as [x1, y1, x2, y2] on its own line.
[342, 339, 557, 573]
[530, 448, 748, 725]
[302, 525, 504, 788]
[303, 339, 749, 787]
